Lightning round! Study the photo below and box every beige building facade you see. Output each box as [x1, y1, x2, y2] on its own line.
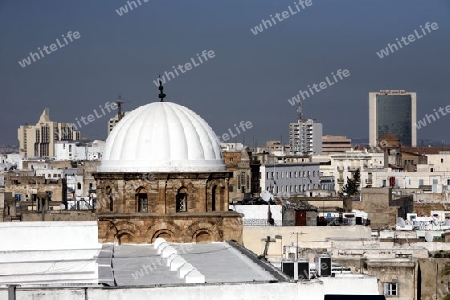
[18, 108, 80, 158]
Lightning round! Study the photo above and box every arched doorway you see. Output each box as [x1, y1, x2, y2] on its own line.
[153, 229, 175, 242]
[194, 230, 212, 243]
[117, 232, 133, 245]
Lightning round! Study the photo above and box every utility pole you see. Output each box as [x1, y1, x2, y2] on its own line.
[292, 232, 301, 260]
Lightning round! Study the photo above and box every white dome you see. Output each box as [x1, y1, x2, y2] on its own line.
[99, 102, 225, 173]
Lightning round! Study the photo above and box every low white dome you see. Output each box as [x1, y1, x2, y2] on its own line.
[99, 102, 225, 173]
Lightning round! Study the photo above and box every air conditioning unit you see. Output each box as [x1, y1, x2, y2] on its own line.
[281, 259, 310, 280]
[315, 254, 332, 277]
[297, 259, 310, 280]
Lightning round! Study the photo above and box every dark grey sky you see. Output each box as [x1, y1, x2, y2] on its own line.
[1, 0, 449, 146]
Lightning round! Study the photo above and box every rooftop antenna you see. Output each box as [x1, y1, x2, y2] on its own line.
[158, 75, 166, 102]
[297, 99, 303, 121]
[114, 95, 131, 121]
[116, 95, 124, 121]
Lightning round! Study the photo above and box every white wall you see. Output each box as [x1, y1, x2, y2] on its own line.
[3, 278, 380, 300]
[54, 141, 105, 161]
[230, 205, 282, 226]
[423, 154, 450, 172]
[260, 163, 320, 195]
[0, 221, 101, 285]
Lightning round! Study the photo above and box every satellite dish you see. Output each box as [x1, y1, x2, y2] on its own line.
[260, 190, 272, 202]
[425, 232, 433, 242]
[397, 217, 406, 228]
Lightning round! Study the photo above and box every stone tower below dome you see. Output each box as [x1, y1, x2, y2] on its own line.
[94, 100, 243, 244]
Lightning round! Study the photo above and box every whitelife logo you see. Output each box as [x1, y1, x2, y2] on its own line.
[376, 22, 439, 59]
[287, 69, 350, 106]
[415, 104, 450, 129]
[18, 31, 81, 68]
[115, 0, 149, 16]
[152, 50, 215, 87]
[250, 0, 313, 35]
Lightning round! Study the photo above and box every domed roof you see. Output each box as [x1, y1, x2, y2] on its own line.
[99, 102, 225, 173]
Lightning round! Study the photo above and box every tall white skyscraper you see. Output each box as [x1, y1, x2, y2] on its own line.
[369, 90, 417, 147]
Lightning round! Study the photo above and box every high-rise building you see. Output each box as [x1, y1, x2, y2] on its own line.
[369, 90, 417, 147]
[17, 108, 80, 158]
[289, 119, 323, 154]
[107, 111, 129, 135]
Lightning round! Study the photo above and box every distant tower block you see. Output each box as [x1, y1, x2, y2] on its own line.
[369, 90, 417, 147]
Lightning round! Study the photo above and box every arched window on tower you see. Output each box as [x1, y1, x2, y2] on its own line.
[106, 186, 113, 212]
[136, 187, 148, 212]
[211, 185, 217, 212]
[176, 187, 188, 212]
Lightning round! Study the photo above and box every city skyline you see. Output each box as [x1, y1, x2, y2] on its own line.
[1, 0, 450, 146]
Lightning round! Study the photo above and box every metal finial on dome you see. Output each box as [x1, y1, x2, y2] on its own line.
[158, 75, 166, 102]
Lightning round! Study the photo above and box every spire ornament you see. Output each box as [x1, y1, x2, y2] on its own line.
[158, 75, 166, 102]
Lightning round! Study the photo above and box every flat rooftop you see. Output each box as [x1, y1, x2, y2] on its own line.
[99, 242, 282, 286]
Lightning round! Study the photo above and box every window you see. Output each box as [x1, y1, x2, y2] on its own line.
[229, 157, 233, 162]
[431, 168, 434, 172]
[176, 187, 188, 212]
[447, 179, 450, 186]
[419, 179, 424, 186]
[384, 282, 397, 296]
[77, 182, 81, 190]
[240, 172, 246, 190]
[106, 186, 113, 212]
[442, 158, 444, 163]
[136, 188, 148, 213]
[433, 179, 438, 184]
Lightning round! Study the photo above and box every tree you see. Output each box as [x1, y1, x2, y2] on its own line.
[340, 169, 361, 197]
